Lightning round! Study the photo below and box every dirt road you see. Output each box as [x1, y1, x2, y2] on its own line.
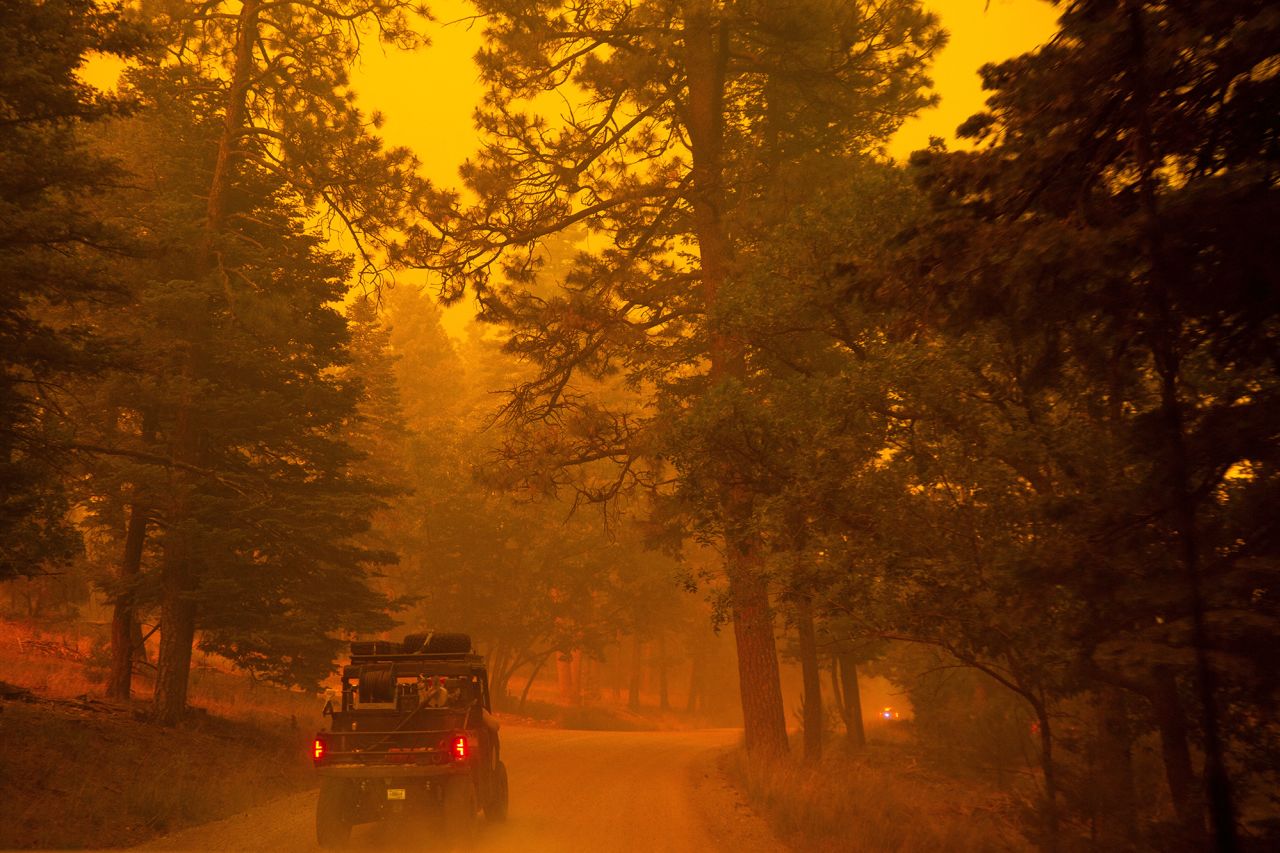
[136, 726, 787, 853]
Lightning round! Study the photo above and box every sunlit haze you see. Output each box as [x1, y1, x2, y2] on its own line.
[12, 1, 1272, 850]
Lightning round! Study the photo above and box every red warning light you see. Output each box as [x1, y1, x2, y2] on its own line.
[452, 735, 468, 760]
[313, 737, 326, 761]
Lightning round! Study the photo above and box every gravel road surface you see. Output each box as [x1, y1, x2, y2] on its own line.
[134, 726, 787, 853]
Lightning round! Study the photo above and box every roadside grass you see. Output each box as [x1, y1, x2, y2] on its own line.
[0, 697, 314, 849]
[1, 618, 323, 727]
[726, 732, 1034, 853]
[0, 620, 319, 849]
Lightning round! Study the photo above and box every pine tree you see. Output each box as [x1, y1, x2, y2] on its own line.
[127, 0, 433, 722]
[420, 0, 944, 758]
[879, 1, 1279, 845]
[78, 65, 404, 711]
[0, 0, 142, 580]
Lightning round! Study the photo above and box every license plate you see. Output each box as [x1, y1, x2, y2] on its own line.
[386, 788, 406, 800]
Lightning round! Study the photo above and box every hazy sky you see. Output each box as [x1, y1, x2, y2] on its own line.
[341, 0, 1059, 331]
[349, 0, 1059, 182]
[82, 1, 1059, 332]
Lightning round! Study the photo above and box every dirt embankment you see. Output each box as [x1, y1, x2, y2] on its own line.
[0, 692, 313, 850]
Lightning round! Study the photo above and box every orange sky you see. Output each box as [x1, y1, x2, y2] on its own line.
[341, 0, 1059, 329]
[349, 0, 1059, 180]
[82, 1, 1059, 332]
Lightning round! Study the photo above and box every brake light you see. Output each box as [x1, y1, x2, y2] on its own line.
[452, 734, 468, 760]
[313, 737, 326, 761]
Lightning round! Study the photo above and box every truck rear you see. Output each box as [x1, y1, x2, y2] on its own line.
[311, 633, 508, 847]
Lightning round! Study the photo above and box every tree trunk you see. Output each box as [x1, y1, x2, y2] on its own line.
[837, 652, 866, 748]
[153, 451, 196, 725]
[557, 650, 582, 706]
[1125, 6, 1236, 847]
[795, 595, 822, 762]
[657, 632, 670, 711]
[628, 635, 643, 710]
[107, 503, 148, 699]
[518, 651, 552, 713]
[686, 643, 703, 713]
[1095, 686, 1138, 849]
[154, 0, 264, 728]
[203, 0, 262, 250]
[1151, 668, 1205, 838]
[153, 381, 200, 725]
[131, 617, 148, 664]
[683, 0, 788, 759]
[1033, 700, 1060, 847]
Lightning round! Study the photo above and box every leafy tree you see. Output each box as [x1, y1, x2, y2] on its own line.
[420, 0, 945, 757]
[854, 1, 1280, 845]
[0, 0, 142, 581]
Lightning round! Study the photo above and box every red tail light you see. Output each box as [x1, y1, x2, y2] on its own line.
[313, 737, 326, 762]
[451, 734, 468, 760]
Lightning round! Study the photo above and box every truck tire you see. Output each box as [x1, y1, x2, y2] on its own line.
[442, 775, 479, 845]
[316, 778, 354, 848]
[487, 761, 509, 823]
[401, 632, 430, 653]
[426, 633, 472, 654]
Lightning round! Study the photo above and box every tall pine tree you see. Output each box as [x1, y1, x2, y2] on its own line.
[886, 1, 1279, 845]
[419, 0, 944, 758]
[0, 0, 142, 580]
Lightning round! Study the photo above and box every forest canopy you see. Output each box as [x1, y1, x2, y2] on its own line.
[2, 1, 1276, 850]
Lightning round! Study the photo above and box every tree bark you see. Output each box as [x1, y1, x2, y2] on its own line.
[154, 0, 263, 727]
[657, 632, 670, 711]
[131, 617, 148, 664]
[1151, 668, 1206, 838]
[203, 0, 262, 251]
[107, 502, 148, 699]
[628, 635, 643, 710]
[153, 555, 196, 724]
[557, 649, 582, 706]
[795, 595, 823, 762]
[1125, 6, 1236, 847]
[1032, 699, 1060, 846]
[683, 0, 788, 759]
[153, 401, 198, 725]
[517, 651, 552, 713]
[686, 642, 703, 713]
[1095, 686, 1138, 849]
[837, 652, 866, 748]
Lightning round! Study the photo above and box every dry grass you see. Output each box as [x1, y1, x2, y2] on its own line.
[726, 737, 1034, 853]
[0, 697, 314, 849]
[0, 619, 324, 728]
[0, 620, 319, 849]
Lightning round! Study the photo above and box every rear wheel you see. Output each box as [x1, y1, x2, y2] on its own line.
[487, 761, 509, 823]
[442, 775, 479, 846]
[316, 778, 354, 848]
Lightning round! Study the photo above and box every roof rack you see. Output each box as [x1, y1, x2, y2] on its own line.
[348, 651, 486, 664]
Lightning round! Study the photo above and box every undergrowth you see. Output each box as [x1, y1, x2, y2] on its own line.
[0, 620, 318, 849]
[726, 738, 1033, 853]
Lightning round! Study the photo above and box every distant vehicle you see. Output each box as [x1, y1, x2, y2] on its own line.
[311, 632, 509, 848]
[880, 706, 902, 721]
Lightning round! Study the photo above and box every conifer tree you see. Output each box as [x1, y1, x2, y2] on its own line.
[0, 0, 142, 580]
[126, 0, 434, 722]
[81, 68, 401, 701]
[421, 0, 944, 758]
[879, 1, 1279, 844]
